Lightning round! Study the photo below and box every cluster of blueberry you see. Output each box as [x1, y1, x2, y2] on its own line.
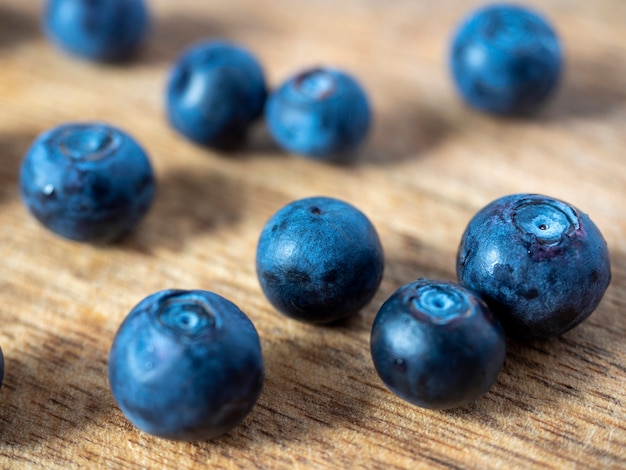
[46, 0, 371, 161]
[166, 42, 371, 160]
[4, 0, 613, 444]
[372, 194, 610, 410]
[106, 191, 611, 440]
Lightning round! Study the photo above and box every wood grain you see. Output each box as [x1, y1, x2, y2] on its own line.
[0, 0, 625, 468]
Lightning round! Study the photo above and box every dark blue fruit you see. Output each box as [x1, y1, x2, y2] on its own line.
[108, 289, 264, 441]
[166, 41, 267, 150]
[457, 194, 611, 339]
[450, 4, 562, 115]
[265, 67, 371, 161]
[256, 196, 384, 323]
[20, 122, 155, 244]
[370, 279, 506, 409]
[43, 0, 149, 62]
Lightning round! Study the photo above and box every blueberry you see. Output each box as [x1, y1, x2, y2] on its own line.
[108, 289, 264, 441]
[450, 4, 562, 115]
[20, 122, 155, 244]
[457, 194, 611, 339]
[370, 279, 506, 409]
[166, 41, 267, 150]
[256, 196, 384, 323]
[43, 0, 149, 62]
[265, 67, 371, 161]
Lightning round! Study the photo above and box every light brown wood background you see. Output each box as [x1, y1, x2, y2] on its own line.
[0, 0, 625, 468]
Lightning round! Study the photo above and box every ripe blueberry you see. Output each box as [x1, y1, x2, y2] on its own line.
[256, 196, 384, 323]
[108, 289, 264, 441]
[450, 4, 562, 115]
[166, 41, 267, 150]
[457, 194, 611, 339]
[43, 0, 149, 62]
[370, 279, 506, 409]
[265, 67, 371, 161]
[20, 122, 155, 244]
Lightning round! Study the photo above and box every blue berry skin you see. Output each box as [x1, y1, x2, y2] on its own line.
[256, 197, 384, 324]
[109, 289, 264, 441]
[166, 41, 267, 150]
[457, 194, 611, 339]
[265, 67, 371, 161]
[450, 4, 562, 115]
[370, 279, 506, 410]
[20, 122, 155, 244]
[43, 0, 149, 62]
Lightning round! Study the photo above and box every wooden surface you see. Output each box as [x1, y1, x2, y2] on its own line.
[0, 0, 625, 468]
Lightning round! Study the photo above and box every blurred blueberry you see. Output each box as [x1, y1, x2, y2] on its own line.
[450, 4, 562, 115]
[109, 289, 264, 441]
[265, 67, 371, 161]
[44, 0, 149, 62]
[371, 279, 506, 409]
[256, 196, 384, 323]
[457, 194, 611, 339]
[20, 122, 155, 244]
[166, 41, 267, 150]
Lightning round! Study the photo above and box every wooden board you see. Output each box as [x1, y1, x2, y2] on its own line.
[0, 0, 624, 468]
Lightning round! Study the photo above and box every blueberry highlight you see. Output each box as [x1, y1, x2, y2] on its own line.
[457, 194, 611, 339]
[43, 0, 149, 62]
[450, 4, 562, 115]
[20, 122, 155, 244]
[108, 289, 264, 441]
[265, 67, 371, 161]
[256, 196, 384, 323]
[370, 279, 506, 409]
[166, 41, 267, 149]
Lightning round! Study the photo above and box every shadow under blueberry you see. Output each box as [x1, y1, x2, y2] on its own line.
[447, 250, 625, 421]
[485, 251, 626, 420]
[197, 329, 375, 451]
[0, 327, 113, 449]
[136, 13, 224, 65]
[138, 11, 269, 66]
[230, 121, 283, 158]
[357, 102, 454, 167]
[539, 50, 626, 121]
[444, 300, 620, 426]
[0, 131, 38, 204]
[592, 252, 626, 338]
[179, 120, 283, 159]
[0, 5, 40, 50]
[120, 166, 245, 253]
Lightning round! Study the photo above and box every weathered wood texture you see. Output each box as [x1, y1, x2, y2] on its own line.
[0, 0, 625, 468]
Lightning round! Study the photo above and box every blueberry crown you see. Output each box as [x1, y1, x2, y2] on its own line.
[53, 124, 122, 162]
[156, 293, 219, 341]
[512, 198, 579, 245]
[408, 281, 472, 325]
